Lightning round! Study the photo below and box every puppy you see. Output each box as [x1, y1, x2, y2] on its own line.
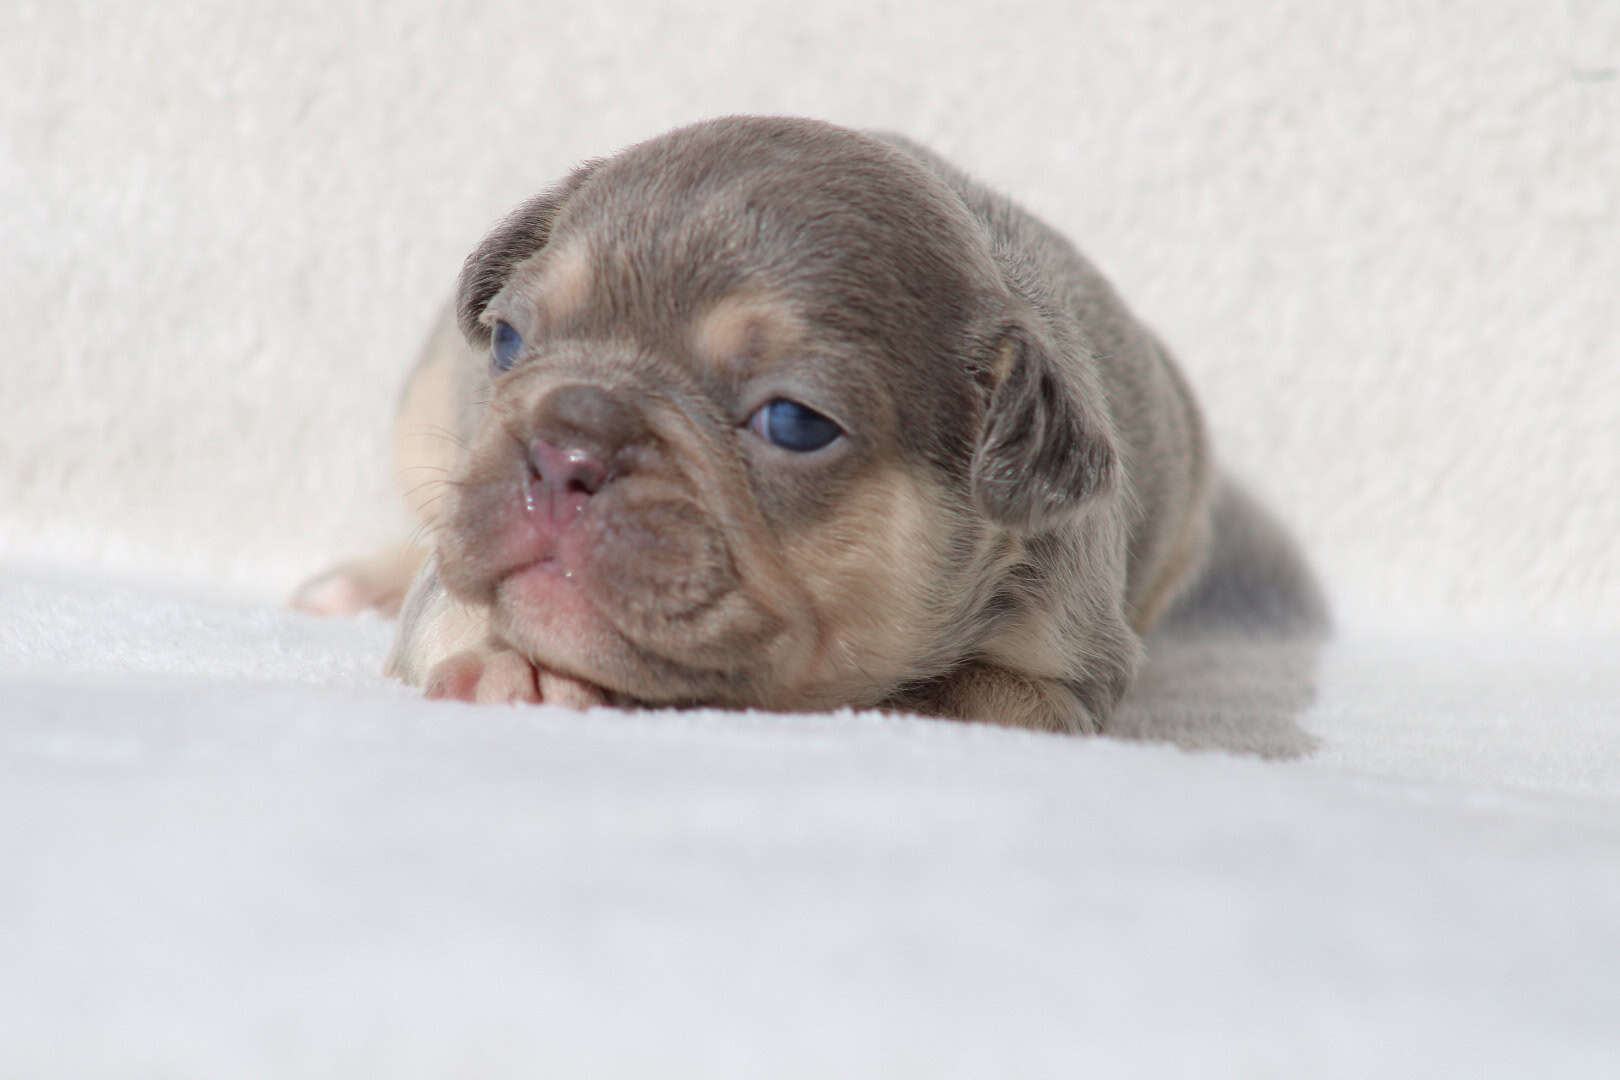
[298, 116, 1235, 733]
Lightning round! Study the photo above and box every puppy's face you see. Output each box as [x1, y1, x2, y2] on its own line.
[435, 118, 1113, 709]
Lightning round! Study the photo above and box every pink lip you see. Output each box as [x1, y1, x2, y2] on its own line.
[498, 501, 599, 608]
[496, 556, 607, 668]
[514, 553, 578, 586]
[478, 476, 597, 585]
[507, 556, 580, 596]
[451, 468, 607, 643]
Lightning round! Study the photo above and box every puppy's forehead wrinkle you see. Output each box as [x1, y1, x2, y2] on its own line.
[569, 129, 993, 318]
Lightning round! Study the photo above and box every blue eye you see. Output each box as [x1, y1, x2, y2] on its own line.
[492, 320, 523, 371]
[748, 398, 843, 452]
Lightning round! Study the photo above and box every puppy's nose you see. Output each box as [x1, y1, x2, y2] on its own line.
[526, 437, 607, 497]
[533, 382, 646, 458]
[523, 383, 644, 521]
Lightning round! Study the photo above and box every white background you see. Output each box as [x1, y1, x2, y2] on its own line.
[3, 0, 1616, 628]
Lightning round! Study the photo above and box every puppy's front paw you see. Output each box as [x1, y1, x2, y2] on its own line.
[887, 662, 1109, 735]
[424, 648, 539, 704]
[423, 647, 609, 709]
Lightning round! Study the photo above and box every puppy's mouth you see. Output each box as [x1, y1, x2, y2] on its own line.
[442, 462, 760, 704]
[492, 557, 630, 700]
[476, 491, 647, 697]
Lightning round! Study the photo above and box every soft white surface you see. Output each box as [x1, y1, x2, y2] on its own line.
[3, 570, 1619, 1078]
[5, 1, 1619, 1074]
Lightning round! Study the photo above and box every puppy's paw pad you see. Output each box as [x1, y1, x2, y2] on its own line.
[424, 648, 540, 705]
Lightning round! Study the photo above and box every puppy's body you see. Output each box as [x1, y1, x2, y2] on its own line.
[301, 117, 1276, 733]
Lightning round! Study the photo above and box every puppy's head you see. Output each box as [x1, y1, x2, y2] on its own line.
[437, 117, 1116, 709]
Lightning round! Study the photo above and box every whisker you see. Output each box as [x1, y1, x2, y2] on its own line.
[400, 426, 468, 450]
[407, 520, 446, 548]
[410, 494, 449, 517]
[403, 478, 448, 501]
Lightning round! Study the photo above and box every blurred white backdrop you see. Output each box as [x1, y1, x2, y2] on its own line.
[3, 0, 1616, 629]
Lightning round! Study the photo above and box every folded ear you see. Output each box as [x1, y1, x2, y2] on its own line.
[971, 323, 1118, 534]
[455, 160, 602, 344]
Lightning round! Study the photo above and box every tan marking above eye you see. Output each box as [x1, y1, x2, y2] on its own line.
[690, 292, 806, 374]
[524, 237, 596, 324]
[989, 338, 1018, 387]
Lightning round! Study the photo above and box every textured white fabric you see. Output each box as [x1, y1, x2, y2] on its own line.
[3, 571, 1618, 1078]
[4, 1, 1618, 1074]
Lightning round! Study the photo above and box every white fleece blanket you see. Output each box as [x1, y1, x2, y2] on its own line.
[3, 569, 1618, 1077]
[4, 0, 1618, 1075]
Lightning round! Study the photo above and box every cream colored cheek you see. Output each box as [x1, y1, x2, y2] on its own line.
[778, 468, 952, 693]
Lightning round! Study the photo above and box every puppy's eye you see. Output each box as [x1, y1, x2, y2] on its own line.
[491, 320, 523, 371]
[747, 398, 843, 452]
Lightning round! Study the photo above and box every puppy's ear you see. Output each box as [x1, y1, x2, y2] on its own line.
[971, 323, 1118, 534]
[455, 160, 602, 344]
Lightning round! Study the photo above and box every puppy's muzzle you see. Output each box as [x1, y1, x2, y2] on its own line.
[521, 382, 647, 525]
[448, 373, 762, 698]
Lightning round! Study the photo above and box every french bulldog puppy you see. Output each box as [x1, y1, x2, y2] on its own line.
[298, 116, 1243, 733]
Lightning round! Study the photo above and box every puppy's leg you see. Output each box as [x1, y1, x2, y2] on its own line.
[292, 306, 467, 616]
[384, 553, 487, 682]
[291, 542, 427, 617]
[887, 663, 1127, 738]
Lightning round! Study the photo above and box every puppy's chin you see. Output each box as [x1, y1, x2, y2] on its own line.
[488, 561, 763, 706]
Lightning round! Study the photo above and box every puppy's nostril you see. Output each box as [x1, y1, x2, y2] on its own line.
[527, 437, 608, 497]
